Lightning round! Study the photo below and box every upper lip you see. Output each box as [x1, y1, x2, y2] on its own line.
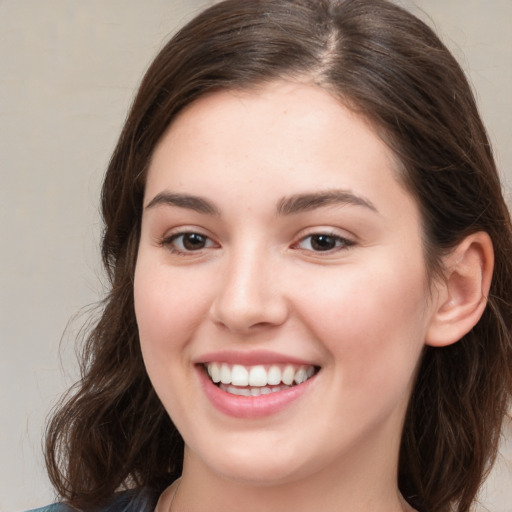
[195, 350, 318, 367]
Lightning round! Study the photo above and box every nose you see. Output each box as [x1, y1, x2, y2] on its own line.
[209, 244, 289, 333]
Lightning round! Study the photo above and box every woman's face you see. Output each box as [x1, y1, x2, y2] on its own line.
[134, 81, 439, 487]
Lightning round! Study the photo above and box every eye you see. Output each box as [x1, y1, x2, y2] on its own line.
[296, 233, 354, 252]
[162, 232, 217, 254]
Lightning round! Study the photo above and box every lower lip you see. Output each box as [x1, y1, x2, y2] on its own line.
[198, 367, 316, 419]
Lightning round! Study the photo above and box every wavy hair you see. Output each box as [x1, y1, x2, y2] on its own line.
[45, 1, 512, 511]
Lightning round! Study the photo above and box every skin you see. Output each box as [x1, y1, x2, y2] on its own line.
[134, 80, 442, 512]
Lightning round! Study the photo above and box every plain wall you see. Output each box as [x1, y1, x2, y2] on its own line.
[1, 1, 510, 511]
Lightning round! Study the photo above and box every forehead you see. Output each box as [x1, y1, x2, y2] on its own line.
[145, 80, 417, 221]
[160, 82, 385, 150]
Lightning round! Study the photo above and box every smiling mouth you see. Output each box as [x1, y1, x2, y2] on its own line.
[203, 362, 319, 397]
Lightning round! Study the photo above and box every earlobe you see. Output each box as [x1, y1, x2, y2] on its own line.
[425, 232, 494, 347]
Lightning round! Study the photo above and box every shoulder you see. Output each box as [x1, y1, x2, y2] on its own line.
[25, 506, 71, 512]
[25, 489, 157, 512]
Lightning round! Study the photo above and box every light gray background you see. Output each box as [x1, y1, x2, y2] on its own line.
[1, 1, 511, 511]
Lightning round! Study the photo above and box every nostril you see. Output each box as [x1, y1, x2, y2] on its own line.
[209, 297, 288, 333]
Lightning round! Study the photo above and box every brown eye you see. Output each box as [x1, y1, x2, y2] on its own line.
[297, 233, 354, 252]
[310, 234, 337, 251]
[164, 232, 216, 253]
[181, 233, 208, 250]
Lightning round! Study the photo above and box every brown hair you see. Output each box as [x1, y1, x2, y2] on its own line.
[45, 1, 512, 511]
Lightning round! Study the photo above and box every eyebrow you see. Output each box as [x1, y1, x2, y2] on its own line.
[145, 192, 221, 216]
[277, 190, 378, 215]
[145, 189, 378, 217]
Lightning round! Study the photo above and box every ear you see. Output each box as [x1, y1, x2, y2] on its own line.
[425, 232, 494, 347]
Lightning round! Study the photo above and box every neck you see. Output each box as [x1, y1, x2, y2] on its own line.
[166, 439, 412, 512]
[161, 393, 416, 512]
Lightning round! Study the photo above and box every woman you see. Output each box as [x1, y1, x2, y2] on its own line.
[37, 0, 512, 511]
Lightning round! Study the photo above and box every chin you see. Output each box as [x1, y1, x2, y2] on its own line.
[186, 434, 319, 487]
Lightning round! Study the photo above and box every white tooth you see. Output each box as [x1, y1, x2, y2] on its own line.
[224, 385, 249, 396]
[231, 364, 249, 386]
[210, 363, 221, 383]
[260, 387, 271, 395]
[249, 365, 267, 386]
[250, 387, 261, 396]
[220, 363, 231, 384]
[236, 387, 251, 396]
[267, 365, 282, 385]
[306, 366, 315, 378]
[294, 366, 308, 384]
[282, 365, 295, 385]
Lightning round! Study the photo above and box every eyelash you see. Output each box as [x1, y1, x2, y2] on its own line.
[158, 230, 355, 256]
[294, 232, 355, 253]
[159, 231, 217, 255]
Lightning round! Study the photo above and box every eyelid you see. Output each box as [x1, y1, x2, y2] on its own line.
[291, 228, 356, 254]
[158, 227, 220, 255]
[155, 225, 356, 257]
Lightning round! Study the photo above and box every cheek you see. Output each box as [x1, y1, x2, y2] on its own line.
[133, 260, 212, 359]
[295, 259, 429, 387]
[133, 260, 216, 423]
